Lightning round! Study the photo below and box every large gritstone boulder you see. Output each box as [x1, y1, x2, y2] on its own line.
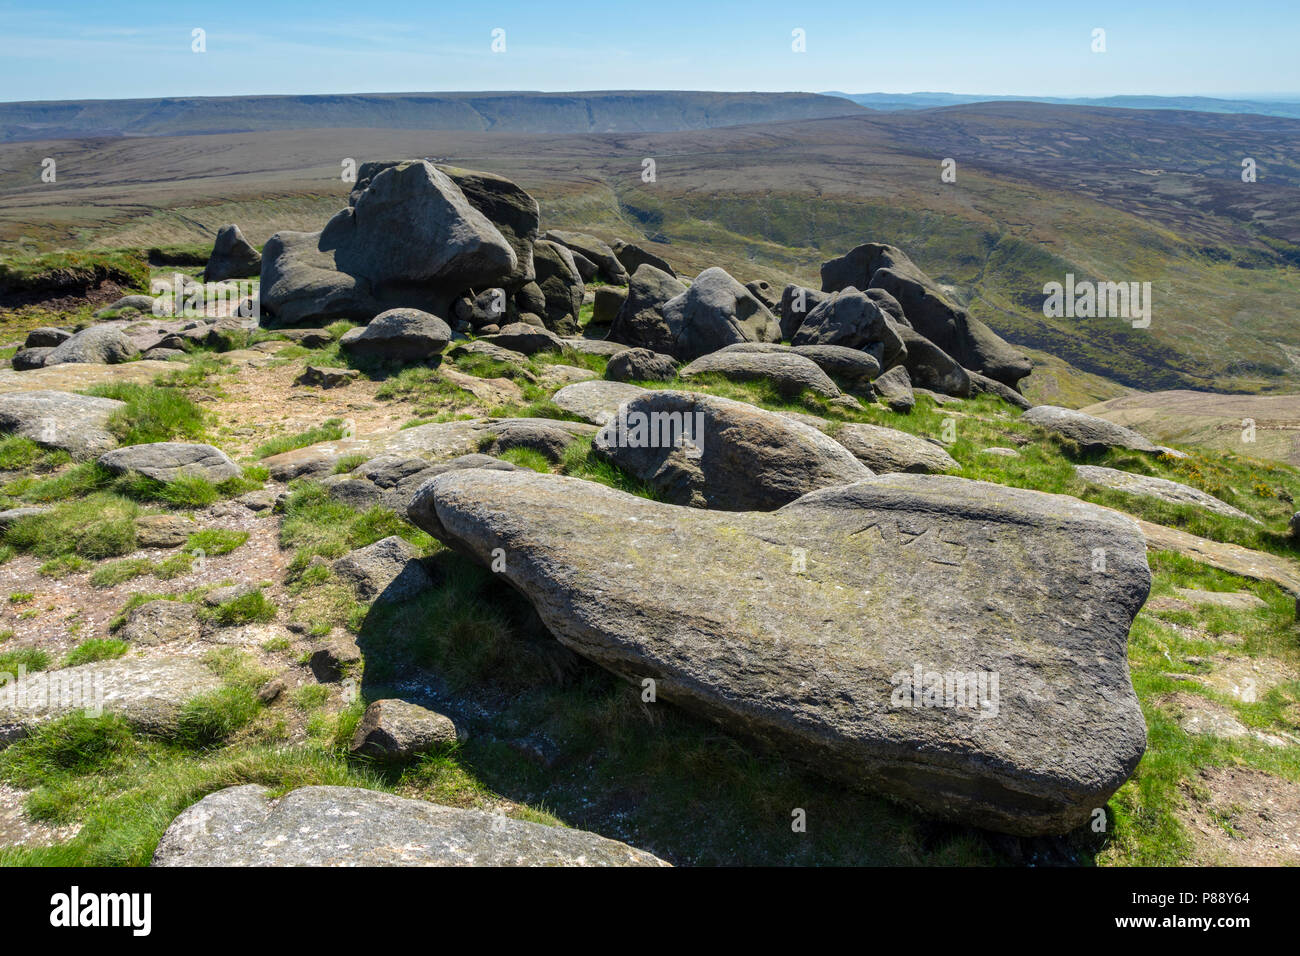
[607, 265, 688, 354]
[820, 243, 1031, 389]
[43, 326, 140, 366]
[611, 239, 675, 278]
[97, 442, 242, 484]
[832, 423, 960, 474]
[321, 160, 516, 315]
[593, 390, 870, 509]
[531, 239, 584, 335]
[679, 351, 841, 399]
[339, 308, 452, 362]
[259, 230, 380, 326]
[897, 327, 971, 397]
[203, 224, 262, 282]
[779, 284, 829, 341]
[656, 268, 782, 362]
[407, 469, 1150, 835]
[0, 390, 125, 459]
[792, 287, 906, 370]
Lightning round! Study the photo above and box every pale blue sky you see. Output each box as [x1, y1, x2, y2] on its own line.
[1, 0, 1295, 103]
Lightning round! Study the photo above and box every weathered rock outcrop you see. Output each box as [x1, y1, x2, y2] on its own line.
[259, 230, 379, 326]
[322, 161, 516, 313]
[1076, 465, 1257, 521]
[339, 308, 451, 361]
[543, 230, 629, 285]
[792, 287, 906, 370]
[606, 347, 678, 382]
[333, 535, 434, 600]
[407, 469, 1150, 835]
[43, 326, 140, 366]
[530, 239, 584, 334]
[611, 239, 675, 278]
[820, 243, 1031, 389]
[679, 350, 841, 399]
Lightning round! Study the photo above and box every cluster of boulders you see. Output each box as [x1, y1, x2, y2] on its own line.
[8, 309, 256, 371]
[249, 158, 1033, 414]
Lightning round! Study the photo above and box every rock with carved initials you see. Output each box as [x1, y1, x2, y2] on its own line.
[407, 469, 1151, 835]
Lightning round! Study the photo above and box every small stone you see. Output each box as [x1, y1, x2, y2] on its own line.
[309, 635, 362, 682]
[120, 600, 200, 646]
[296, 366, 360, 388]
[136, 514, 192, 548]
[349, 699, 458, 762]
[257, 679, 285, 704]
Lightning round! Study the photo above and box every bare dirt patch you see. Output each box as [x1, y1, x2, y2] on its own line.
[1181, 766, 1300, 865]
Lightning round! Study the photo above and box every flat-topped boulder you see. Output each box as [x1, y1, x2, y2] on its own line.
[1076, 464, 1258, 522]
[407, 469, 1150, 835]
[833, 423, 960, 474]
[152, 785, 667, 866]
[680, 350, 841, 399]
[0, 389, 125, 459]
[0, 360, 175, 395]
[0, 657, 221, 747]
[1022, 405, 1159, 453]
[559, 337, 629, 357]
[593, 390, 871, 509]
[325, 453, 522, 512]
[262, 418, 495, 481]
[98, 442, 243, 484]
[551, 380, 647, 425]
